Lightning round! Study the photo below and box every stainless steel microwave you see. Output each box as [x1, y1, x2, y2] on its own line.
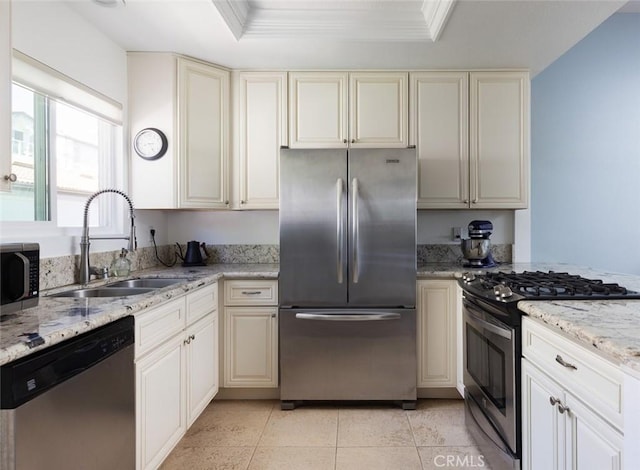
[0, 243, 40, 314]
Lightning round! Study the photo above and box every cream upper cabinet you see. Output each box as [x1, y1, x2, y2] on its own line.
[288, 71, 408, 148]
[410, 72, 469, 209]
[470, 71, 529, 208]
[417, 280, 458, 389]
[233, 71, 287, 209]
[0, 1, 11, 193]
[411, 70, 529, 209]
[128, 53, 230, 209]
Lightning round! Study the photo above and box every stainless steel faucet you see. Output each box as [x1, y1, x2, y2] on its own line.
[80, 189, 137, 285]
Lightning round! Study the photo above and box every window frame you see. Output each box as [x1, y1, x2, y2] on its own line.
[1, 50, 127, 243]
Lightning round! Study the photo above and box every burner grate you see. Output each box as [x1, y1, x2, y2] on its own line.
[480, 271, 633, 298]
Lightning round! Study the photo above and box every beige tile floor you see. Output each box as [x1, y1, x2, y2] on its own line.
[161, 399, 492, 470]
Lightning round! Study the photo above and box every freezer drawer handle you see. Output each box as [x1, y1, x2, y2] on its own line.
[295, 312, 401, 321]
[351, 178, 360, 284]
[336, 178, 344, 284]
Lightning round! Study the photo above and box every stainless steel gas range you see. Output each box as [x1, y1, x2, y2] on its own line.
[458, 270, 640, 470]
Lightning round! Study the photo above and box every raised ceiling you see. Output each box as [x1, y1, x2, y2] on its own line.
[212, 0, 456, 41]
[60, 0, 632, 76]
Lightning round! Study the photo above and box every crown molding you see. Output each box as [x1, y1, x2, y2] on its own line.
[212, 0, 456, 42]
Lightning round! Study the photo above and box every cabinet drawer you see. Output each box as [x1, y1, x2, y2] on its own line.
[224, 280, 278, 306]
[135, 297, 186, 358]
[186, 283, 217, 325]
[522, 316, 623, 430]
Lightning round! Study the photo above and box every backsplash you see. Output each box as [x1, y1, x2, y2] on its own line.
[40, 243, 512, 290]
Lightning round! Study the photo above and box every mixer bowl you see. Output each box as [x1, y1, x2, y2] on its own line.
[461, 239, 491, 261]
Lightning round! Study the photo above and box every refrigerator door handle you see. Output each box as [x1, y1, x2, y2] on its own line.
[336, 178, 344, 284]
[295, 312, 401, 321]
[351, 177, 360, 284]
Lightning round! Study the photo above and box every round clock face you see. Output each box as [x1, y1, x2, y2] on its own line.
[133, 128, 168, 160]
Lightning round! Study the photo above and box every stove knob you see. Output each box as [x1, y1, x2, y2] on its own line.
[463, 273, 476, 283]
[493, 285, 513, 299]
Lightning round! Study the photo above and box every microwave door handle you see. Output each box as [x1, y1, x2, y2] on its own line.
[14, 252, 30, 300]
[336, 178, 344, 284]
[465, 305, 512, 340]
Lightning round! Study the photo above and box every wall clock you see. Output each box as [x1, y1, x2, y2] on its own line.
[133, 128, 168, 160]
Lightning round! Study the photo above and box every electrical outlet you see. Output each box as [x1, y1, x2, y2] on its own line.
[149, 226, 156, 242]
[452, 227, 462, 241]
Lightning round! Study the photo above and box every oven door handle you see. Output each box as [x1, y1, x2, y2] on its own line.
[464, 305, 512, 340]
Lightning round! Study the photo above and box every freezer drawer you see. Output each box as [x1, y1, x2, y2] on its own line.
[279, 309, 416, 404]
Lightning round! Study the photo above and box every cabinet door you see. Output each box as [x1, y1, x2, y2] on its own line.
[417, 280, 457, 388]
[236, 71, 287, 209]
[224, 307, 278, 387]
[470, 71, 529, 208]
[186, 312, 218, 427]
[522, 359, 565, 470]
[0, 1, 11, 193]
[566, 394, 623, 470]
[288, 72, 348, 148]
[410, 72, 469, 208]
[178, 58, 230, 208]
[349, 72, 408, 148]
[136, 336, 186, 470]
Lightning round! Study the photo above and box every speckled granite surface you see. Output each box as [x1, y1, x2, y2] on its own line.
[7, 259, 640, 378]
[0, 264, 278, 366]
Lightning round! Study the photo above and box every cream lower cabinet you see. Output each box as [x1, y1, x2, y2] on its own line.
[288, 71, 408, 148]
[223, 279, 278, 388]
[416, 279, 459, 389]
[135, 283, 218, 470]
[521, 317, 623, 470]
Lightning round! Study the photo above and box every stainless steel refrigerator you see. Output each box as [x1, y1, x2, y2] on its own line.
[279, 147, 417, 410]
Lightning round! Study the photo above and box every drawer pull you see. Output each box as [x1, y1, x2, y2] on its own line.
[549, 396, 561, 406]
[241, 291, 262, 295]
[555, 354, 578, 370]
[557, 403, 571, 415]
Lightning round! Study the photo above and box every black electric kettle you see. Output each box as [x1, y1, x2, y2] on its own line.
[176, 241, 208, 266]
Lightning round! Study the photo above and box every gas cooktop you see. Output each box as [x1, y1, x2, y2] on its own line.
[460, 270, 640, 303]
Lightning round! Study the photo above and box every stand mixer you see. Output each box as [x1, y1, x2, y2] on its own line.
[460, 220, 497, 268]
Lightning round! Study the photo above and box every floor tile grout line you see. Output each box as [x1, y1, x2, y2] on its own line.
[244, 401, 275, 470]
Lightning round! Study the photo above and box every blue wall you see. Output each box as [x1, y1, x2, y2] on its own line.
[531, 13, 640, 274]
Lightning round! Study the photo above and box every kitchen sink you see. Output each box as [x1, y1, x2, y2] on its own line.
[106, 278, 187, 289]
[50, 287, 157, 298]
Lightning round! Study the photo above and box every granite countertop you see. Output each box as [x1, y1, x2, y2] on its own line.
[4, 261, 640, 379]
[0, 264, 278, 366]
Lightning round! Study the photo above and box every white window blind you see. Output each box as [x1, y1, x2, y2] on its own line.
[12, 50, 123, 125]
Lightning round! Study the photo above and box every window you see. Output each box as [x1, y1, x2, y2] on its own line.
[1, 51, 123, 229]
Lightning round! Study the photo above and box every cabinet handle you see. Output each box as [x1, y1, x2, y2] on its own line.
[351, 139, 356, 144]
[240, 200, 245, 204]
[184, 338, 191, 345]
[555, 354, 578, 370]
[189, 334, 195, 341]
[472, 199, 478, 204]
[557, 404, 571, 415]
[463, 199, 469, 204]
[343, 139, 348, 144]
[3, 173, 17, 182]
[271, 314, 276, 318]
[225, 200, 229, 205]
[549, 396, 561, 406]
[241, 290, 262, 295]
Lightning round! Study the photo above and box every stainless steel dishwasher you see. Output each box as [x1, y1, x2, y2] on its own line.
[1, 316, 135, 470]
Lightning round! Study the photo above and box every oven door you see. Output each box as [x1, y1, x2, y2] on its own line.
[463, 297, 517, 455]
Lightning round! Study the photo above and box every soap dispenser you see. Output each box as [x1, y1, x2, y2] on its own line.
[111, 248, 132, 277]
